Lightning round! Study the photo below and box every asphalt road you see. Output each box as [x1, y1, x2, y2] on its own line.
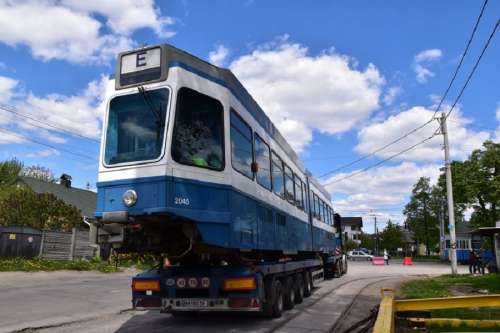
[0, 261, 466, 333]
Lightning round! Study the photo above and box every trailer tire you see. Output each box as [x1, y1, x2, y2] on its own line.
[283, 276, 296, 310]
[294, 273, 304, 304]
[263, 279, 284, 318]
[342, 257, 348, 275]
[303, 271, 312, 297]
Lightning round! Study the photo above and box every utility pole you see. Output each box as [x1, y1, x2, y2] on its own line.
[440, 113, 458, 275]
[439, 200, 446, 260]
[374, 216, 378, 256]
[423, 197, 430, 256]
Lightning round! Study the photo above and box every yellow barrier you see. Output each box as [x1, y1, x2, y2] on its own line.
[373, 290, 500, 333]
[372, 288, 395, 333]
[395, 294, 500, 312]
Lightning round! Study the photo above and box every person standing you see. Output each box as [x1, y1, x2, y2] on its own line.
[384, 249, 389, 265]
[468, 249, 478, 274]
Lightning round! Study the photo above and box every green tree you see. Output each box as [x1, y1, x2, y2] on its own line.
[0, 187, 82, 231]
[379, 220, 403, 252]
[360, 233, 375, 251]
[0, 159, 23, 189]
[439, 141, 499, 228]
[404, 177, 440, 256]
[344, 239, 359, 251]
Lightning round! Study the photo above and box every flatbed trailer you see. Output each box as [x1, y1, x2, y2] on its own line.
[132, 255, 345, 317]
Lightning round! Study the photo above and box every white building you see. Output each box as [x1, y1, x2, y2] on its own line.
[341, 217, 363, 245]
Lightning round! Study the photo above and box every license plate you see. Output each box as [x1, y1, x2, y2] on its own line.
[180, 299, 208, 307]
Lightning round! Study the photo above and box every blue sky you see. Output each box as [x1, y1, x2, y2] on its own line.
[0, 1, 498, 231]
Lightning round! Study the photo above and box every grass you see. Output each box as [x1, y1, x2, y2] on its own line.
[109, 253, 159, 271]
[0, 257, 120, 273]
[429, 324, 500, 332]
[400, 274, 500, 299]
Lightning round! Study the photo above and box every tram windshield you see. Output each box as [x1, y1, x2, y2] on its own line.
[104, 88, 169, 165]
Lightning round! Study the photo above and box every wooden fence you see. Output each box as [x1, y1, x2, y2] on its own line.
[39, 228, 95, 261]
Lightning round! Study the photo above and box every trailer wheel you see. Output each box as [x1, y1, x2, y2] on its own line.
[334, 260, 342, 278]
[283, 276, 296, 310]
[342, 257, 348, 275]
[294, 273, 304, 304]
[263, 279, 283, 318]
[303, 271, 312, 297]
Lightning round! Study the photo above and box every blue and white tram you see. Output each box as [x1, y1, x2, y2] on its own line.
[95, 44, 340, 260]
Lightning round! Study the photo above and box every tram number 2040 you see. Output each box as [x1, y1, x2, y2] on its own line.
[174, 197, 190, 206]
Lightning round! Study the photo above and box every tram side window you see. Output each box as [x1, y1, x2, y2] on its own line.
[254, 134, 272, 190]
[320, 201, 326, 222]
[272, 152, 284, 197]
[294, 177, 304, 209]
[313, 194, 320, 219]
[328, 207, 332, 225]
[321, 201, 328, 223]
[302, 182, 307, 212]
[230, 109, 253, 179]
[284, 165, 295, 204]
[171, 87, 224, 170]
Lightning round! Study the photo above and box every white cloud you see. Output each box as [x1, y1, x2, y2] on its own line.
[17, 75, 110, 139]
[356, 106, 490, 162]
[413, 48, 442, 84]
[0, 129, 25, 144]
[209, 44, 229, 67]
[230, 37, 384, 153]
[414, 49, 442, 63]
[327, 162, 441, 226]
[0, 75, 109, 146]
[383, 86, 402, 106]
[0, 0, 174, 63]
[0, 75, 18, 103]
[276, 119, 312, 153]
[25, 148, 60, 158]
[61, 0, 175, 37]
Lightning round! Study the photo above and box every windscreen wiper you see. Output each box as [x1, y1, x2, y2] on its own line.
[138, 86, 164, 127]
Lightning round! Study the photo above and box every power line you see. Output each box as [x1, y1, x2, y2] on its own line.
[0, 103, 100, 143]
[317, 2, 493, 180]
[0, 127, 97, 162]
[432, 0, 490, 118]
[317, 119, 434, 178]
[445, 19, 499, 119]
[322, 132, 439, 187]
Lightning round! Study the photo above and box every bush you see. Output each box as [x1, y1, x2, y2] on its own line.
[0, 257, 119, 273]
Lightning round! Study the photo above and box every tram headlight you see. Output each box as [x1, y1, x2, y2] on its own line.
[122, 189, 138, 207]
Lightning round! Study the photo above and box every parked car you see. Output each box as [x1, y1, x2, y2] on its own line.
[347, 250, 373, 261]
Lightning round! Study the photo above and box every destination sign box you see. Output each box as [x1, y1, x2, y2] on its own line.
[116, 45, 167, 89]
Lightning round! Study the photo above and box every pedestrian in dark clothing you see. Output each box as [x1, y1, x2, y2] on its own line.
[468, 249, 478, 274]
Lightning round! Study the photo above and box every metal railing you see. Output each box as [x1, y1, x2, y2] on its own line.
[373, 289, 500, 333]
